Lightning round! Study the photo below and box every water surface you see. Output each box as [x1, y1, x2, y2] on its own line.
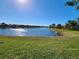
[0, 28, 57, 37]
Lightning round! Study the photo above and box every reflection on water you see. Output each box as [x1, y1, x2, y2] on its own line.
[0, 28, 57, 36]
[10, 29, 25, 32]
[11, 29, 25, 36]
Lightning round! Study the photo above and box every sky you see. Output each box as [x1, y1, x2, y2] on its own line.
[0, 0, 79, 26]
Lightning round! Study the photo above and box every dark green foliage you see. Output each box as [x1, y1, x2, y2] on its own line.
[49, 19, 79, 30]
[65, 0, 79, 30]
[68, 20, 78, 26]
[0, 22, 46, 28]
[49, 24, 56, 28]
[65, 0, 79, 10]
[75, 5, 79, 9]
[57, 24, 62, 29]
[65, 20, 79, 30]
[0, 23, 9, 28]
[65, 1, 77, 6]
[49, 24, 63, 29]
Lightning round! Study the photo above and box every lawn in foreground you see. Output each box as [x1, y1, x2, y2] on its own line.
[0, 29, 79, 59]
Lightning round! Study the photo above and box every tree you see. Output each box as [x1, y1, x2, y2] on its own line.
[76, 17, 79, 23]
[0, 23, 8, 28]
[65, 0, 79, 10]
[65, 20, 79, 30]
[68, 20, 78, 26]
[49, 24, 56, 28]
[51, 24, 56, 28]
[57, 24, 62, 29]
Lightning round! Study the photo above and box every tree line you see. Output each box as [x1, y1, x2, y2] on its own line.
[49, 18, 79, 30]
[0, 23, 46, 29]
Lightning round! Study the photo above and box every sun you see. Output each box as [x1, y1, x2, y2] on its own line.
[17, 0, 27, 5]
[14, 0, 32, 10]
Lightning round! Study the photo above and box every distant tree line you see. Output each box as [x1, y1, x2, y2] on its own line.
[0, 23, 47, 29]
[49, 19, 79, 31]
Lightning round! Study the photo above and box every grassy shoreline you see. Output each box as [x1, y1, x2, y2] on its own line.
[0, 29, 79, 59]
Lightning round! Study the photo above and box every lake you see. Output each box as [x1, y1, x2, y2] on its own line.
[0, 28, 57, 37]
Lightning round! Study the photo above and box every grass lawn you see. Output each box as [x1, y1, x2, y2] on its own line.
[0, 29, 79, 59]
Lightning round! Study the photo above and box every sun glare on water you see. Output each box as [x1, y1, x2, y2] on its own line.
[11, 29, 25, 32]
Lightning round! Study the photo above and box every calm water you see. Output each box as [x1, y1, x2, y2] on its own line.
[0, 28, 57, 37]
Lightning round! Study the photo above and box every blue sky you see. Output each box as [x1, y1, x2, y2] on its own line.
[0, 0, 79, 26]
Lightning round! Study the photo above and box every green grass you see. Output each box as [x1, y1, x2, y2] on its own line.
[0, 29, 79, 59]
